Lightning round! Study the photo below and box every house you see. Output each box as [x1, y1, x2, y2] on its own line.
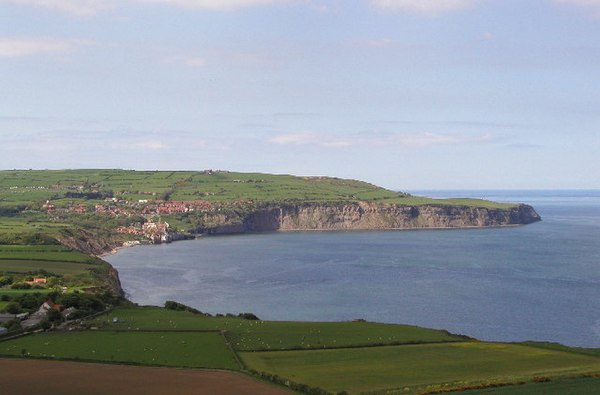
[26, 277, 47, 286]
[40, 299, 61, 313]
[21, 299, 61, 329]
[61, 307, 77, 319]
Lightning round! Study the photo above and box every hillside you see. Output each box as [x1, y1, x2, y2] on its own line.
[0, 169, 540, 256]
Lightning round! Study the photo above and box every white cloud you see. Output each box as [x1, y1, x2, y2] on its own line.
[162, 55, 207, 67]
[553, 0, 600, 18]
[1, 0, 285, 14]
[554, 0, 600, 6]
[137, 0, 284, 11]
[352, 38, 396, 48]
[0, 0, 112, 16]
[482, 32, 495, 41]
[370, 0, 479, 14]
[0, 37, 78, 57]
[270, 131, 496, 148]
[269, 132, 353, 147]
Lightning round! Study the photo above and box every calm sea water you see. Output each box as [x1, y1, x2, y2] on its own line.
[106, 190, 600, 347]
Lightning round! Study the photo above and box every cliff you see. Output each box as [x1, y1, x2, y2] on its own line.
[203, 202, 541, 234]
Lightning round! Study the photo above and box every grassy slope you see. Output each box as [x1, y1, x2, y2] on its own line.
[450, 376, 600, 395]
[0, 331, 238, 369]
[240, 343, 600, 394]
[92, 307, 464, 351]
[0, 245, 99, 276]
[2, 306, 599, 394]
[0, 169, 516, 208]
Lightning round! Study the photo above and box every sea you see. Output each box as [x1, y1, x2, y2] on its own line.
[105, 190, 600, 348]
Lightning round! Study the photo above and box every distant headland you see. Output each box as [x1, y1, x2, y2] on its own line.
[0, 169, 540, 258]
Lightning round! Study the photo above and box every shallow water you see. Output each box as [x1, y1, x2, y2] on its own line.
[106, 190, 600, 347]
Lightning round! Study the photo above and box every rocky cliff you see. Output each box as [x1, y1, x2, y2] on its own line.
[203, 202, 541, 234]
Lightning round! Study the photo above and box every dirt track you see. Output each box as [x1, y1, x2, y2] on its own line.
[0, 358, 290, 395]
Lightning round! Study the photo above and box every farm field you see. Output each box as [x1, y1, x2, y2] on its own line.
[93, 307, 465, 351]
[240, 342, 600, 394]
[0, 288, 52, 296]
[0, 244, 100, 277]
[0, 245, 94, 263]
[0, 260, 95, 276]
[3, 306, 600, 394]
[0, 330, 239, 369]
[451, 376, 600, 395]
[0, 358, 290, 395]
[0, 169, 516, 208]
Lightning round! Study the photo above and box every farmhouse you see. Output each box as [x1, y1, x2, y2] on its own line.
[26, 277, 47, 286]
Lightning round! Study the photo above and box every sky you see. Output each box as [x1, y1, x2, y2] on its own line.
[1, 0, 599, 190]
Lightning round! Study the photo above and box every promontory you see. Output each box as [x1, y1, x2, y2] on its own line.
[0, 169, 540, 257]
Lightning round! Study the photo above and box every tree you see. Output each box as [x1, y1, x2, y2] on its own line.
[47, 309, 63, 323]
[5, 302, 20, 314]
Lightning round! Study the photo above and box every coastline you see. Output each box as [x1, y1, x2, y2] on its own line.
[101, 221, 532, 258]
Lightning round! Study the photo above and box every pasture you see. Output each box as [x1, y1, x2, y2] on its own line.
[0, 169, 516, 208]
[450, 376, 600, 395]
[93, 307, 465, 351]
[240, 342, 600, 394]
[0, 245, 94, 263]
[0, 331, 239, 369]
[0, 260, 94, 276]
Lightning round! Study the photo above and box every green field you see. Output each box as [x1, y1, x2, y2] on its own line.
[451, 376, 600, 395]
[4, 306, 600, 394]
[93, 307, 465, 351]
[0, 169, 516, 208]
[240, 342, 600, 394]
[0, 260, 96, 276]
[0, 289, 52, 296]
[0, 331, 239, 369]
[0, 245, 94, 263]
[0, 244, 98, 276]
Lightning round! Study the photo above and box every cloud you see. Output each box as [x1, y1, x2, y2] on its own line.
[270, 131, 497, 148]
[137, 0, 284, 11]
[553, 0, 600, 16]
[1, 0, 285, 14]
[0, 0, 112, 16]
[482, 32, 495, 41]
[554, 0, 600, 6]
[352, 38, 396, 48]
[0, 37, 82, 57]
[370, 0, 479, 14]
[162, 55, 207, 67]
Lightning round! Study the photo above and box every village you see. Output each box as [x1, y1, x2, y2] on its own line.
[39, 197, 221, 244]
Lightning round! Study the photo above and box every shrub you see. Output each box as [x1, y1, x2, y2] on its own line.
[4, 302, 21, 314]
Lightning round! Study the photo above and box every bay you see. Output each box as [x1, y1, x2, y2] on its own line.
[106, 190, 600, 347]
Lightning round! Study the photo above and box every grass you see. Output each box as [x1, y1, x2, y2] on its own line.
[0, 169, 518, 208]
[240, 342, 600, 394]
[0, 331, 239, 370]
[450, 376, 600, 395]
[0, 289, 52, 296]
[92, 307, 466, 351]
[0, 245, 94, 263]
[0, 260, 96, 276]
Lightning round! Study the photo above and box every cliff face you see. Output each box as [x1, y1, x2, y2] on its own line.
[206, 202, 541, 234]
[57, 228, 123, 256]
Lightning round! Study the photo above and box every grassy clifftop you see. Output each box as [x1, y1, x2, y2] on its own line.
[0, 169, 516, 209]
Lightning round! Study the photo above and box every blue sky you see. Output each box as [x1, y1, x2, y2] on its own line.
[1, 0, 599, 190]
